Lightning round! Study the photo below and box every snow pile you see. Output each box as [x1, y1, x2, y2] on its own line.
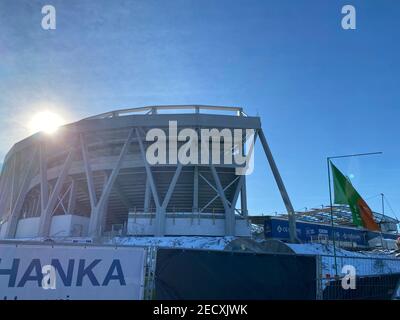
[5, 236, 399, 277]
[107, 236, 235, 250]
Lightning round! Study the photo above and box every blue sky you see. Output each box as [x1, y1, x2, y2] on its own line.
[0, 0, 399, 219]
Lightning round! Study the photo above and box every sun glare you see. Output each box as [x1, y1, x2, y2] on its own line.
[29, 111, 64, 134]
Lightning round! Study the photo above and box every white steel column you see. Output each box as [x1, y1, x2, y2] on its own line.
[80, 133, 97, 210]
[136, 128, 163, 235]
[240, 178, 248, 216]
[136, 128, 183, 236]
[156, 165, 183, 235]
[136, 128, 160, 208]
[4, 146, 39, 238]
[39, 147, 75, 237]
[210, 166, 235, 236]
[231, 175, 245, 210]
[144, 178, 151, 212]
[161, 164, 182, 210]
[88, 129, 134, 238]
[67, 179, 77, 214]
[40, 141, 49, 215]
[257, 129, 298, 243]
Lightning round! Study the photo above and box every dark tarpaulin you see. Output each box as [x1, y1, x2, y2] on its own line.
[155, 248, 316, 300]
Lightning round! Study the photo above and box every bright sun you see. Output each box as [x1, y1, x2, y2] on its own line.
[29, 111, 64, 134]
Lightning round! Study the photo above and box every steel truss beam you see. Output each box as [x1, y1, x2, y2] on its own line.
[86, 129, 135, 238]
[38, 144, 76, 237]
[67, 178, 77, 213]
[200, 175, 239, 213]
[80, 133, 97, 210]
[257, 129, 298, 243]
[210, 166, 236, 235]
[136, 128, 183, 236]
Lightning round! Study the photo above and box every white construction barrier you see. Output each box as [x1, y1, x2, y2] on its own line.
[0, 241, 146, 300]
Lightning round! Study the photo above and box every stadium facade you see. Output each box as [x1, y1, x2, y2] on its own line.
[0, 105, 297, 240]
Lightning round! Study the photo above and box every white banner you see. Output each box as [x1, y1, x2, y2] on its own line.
[0, 242, 146, 300]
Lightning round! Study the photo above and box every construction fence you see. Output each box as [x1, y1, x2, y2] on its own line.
[142, 247, 400, 300]
[316, 254, 400, 300]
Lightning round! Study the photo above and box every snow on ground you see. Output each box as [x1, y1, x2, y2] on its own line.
[2, 236, 234, 250]
[107, 237, 400, 279]
[4, 236, 400, 277]
[288, 243, 395, 258]
[107, 236, 235, 250]
[109, 237, 400, 277]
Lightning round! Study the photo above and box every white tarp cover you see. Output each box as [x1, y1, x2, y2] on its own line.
[0, 242, 146, 300]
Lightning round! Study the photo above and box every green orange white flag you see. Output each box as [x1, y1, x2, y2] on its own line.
[331, 162, 380, 231]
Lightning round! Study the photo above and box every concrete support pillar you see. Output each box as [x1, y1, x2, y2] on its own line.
[154, 208, 165, 237]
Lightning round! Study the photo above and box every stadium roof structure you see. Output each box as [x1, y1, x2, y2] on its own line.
[249, 205, 399, 231]
[279, 205, 399, 227]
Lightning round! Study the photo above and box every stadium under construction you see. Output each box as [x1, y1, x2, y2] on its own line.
[0, 105, 298, 241]
[0, 105, 399, 300]
[0, 105, 398, 251]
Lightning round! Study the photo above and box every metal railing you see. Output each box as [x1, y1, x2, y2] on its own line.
[85, 105, 247, 120]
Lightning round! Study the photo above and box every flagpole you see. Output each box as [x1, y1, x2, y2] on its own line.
[327, 158, 338, 276]
[380, 193, 385, 249]
[327, 151, 382, 278]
